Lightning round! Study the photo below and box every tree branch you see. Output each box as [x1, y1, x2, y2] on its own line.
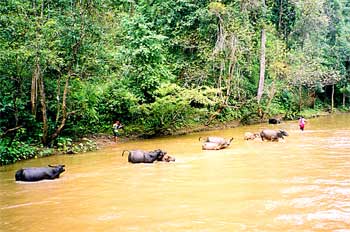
[1, 126, 23, 138]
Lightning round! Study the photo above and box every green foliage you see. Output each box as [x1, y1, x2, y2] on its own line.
[131, 84, 218, 135]
[339, 84, 350, 95]
[38, 148, 55, 157]
[270, 0, 297, 43]
[300, 108, 327, 118]
[57, 137, 97, 154]
[97, 79, 140, 132]
[278, 89, 300, 119]
[0, 0, 349, 165]
[0, 140, 36, 165]
[117, 13, 174, 102]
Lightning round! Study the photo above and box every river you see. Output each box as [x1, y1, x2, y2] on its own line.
[1, 113, 350, 231]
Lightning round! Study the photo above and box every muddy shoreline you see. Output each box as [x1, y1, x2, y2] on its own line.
[90, 111, 337, 149]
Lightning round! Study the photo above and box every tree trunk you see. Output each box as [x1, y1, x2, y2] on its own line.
[31, 61, 39, 116]
[206, 105, 224, 126]
[30, 0, 43, 116]
[278, 0, 283, 32]
[33, 0, 50, 145]
[37, 68, 49, 146]
[331, 84, 334, 112]
[312, 90, 316, 108]
[56, 77, 61, 123]
[265, 82, 276, 111]
[226, 35, 237, 105]
[257, 28, 266, 103]
[218, 60, 224, 100]
[50, 74, 70, 143]
[257, 0, 266, 104]
[299, 85, 302, 111]
[130, 0, 135, 16]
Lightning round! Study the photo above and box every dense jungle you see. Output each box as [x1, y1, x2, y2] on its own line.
[1, 0, 350, 165]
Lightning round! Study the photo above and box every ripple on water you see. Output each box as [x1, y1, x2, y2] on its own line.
[1, 201, 55, 210]
[281, 185, 320, 194]
[97, 213, 121, 221]
[289, 196, 327, 208]
[275, 210, 350, 226]
[264, 200, 282, 211]
[306, 210, 350, 224]
[325, 136, 350, 149]
[314, 179, 350, 187]
[275, 214, 304, 225]
[331, 201, 350, 212]
[323, 186, 350, 195]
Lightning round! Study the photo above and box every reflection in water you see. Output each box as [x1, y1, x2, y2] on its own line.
[1, 113, 350, 231]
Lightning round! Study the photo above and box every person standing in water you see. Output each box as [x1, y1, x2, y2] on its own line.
[298, 116, 306, 131]
[113, 120, 123, 142]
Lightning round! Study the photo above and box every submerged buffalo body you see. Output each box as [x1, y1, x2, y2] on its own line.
[268, 118, 281, 124]
[202, 142, 229, 150]
[122, 149, 175, 163]
[200, 136, 234, 145]
[15, 165, 65, 182]
[201, 136, 234, 150]
[260, 129, 288, 142]
[244, 132, 260, 140]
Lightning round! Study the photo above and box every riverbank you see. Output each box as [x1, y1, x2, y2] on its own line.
[91, 109, 339, 150]
[0, 109, 339, 165]
[90, 119, 242, 148]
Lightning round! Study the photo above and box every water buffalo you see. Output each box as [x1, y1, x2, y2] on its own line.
[202, 142, 230, 150]
[244, 132, 260, 140]
[200, 136, 234, 150]
[15, 165, 65, 182]
[260, 129, 288, 142]
[122, 149, 175, 163]
[199, 136, 234, 145]
[268, 118, 281, 124]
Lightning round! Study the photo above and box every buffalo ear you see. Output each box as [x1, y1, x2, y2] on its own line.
[157, 152, 165, 160]
[158, 152, 165, 157]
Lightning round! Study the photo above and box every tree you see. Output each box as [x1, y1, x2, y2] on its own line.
[257, 0, 266, 105]
[324, 0, 350, 108]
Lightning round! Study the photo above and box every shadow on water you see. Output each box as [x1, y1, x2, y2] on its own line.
[1, 113, 350, 231]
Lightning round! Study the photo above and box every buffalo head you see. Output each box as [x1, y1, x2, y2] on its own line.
[278, 129, 289, 137]
[151, 149, 175, 162]
[161, 154, 175, 162]
[151, 149, 167, 161]
[48, 164, 66, 173]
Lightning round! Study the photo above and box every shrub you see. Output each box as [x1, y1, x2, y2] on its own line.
[0, 140, 36, 165]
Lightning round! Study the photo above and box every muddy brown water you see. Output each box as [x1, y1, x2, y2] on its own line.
[1, 113, 350, 231]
